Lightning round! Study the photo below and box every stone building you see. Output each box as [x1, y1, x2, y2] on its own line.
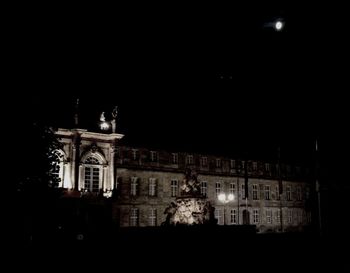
[55, 126, 313, 233]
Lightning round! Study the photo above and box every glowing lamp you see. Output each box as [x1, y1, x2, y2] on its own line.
[275, 21, 283, 31]
[228, 193, 234, 201]
[218, 193, 226, 202]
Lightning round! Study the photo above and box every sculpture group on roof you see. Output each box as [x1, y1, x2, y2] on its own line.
[99, 106, 118, 133]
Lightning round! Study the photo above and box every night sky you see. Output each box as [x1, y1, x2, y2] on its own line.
[10, 3, 349, 177]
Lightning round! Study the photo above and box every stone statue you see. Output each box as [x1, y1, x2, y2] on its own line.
[112, 106, 118, 119]
[162, 169, 215, 226]
[111, 106, 118, 133]
[181, 168, 201, 197]
[100, 112, 106, 122]
[162, 202, 177, 226]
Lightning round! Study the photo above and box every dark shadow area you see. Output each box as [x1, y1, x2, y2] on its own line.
[12, 225, 347, 271]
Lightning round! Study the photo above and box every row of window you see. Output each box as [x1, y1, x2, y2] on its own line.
[56, 155, 307, 195]
[214, 209, 306, 225]
[250, 184, 304, 201]
[130, 208, 157, 227]
[129, 208, 307, 227]
[128, 177, 305, 201]
[80, 166, 306, 202]
[76, 156, 306, 201]
[126, 150, 285, 172]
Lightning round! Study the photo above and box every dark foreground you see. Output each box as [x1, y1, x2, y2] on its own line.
[10, 226, 348, 270]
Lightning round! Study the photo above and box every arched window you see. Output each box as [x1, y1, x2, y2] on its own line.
[84, 156, 101, 192]
[85, 157, 100, 165]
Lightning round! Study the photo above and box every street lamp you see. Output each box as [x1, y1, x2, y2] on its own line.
[274, 20, 284, 31]
[263, 18, 285, 32]
[218, 193, 235, 225]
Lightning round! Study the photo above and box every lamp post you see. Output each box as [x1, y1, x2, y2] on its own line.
[218, 193, 234, 225]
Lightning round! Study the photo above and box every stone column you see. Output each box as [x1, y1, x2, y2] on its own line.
[103, 165, 108, 191]
[61, 162, 66, 188]
[72, 132, 81, 190]
[71, 146, 76, 189]
[79, 164, 83, 191]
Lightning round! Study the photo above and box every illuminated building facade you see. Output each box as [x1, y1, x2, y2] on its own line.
[55, 127, 312, 233]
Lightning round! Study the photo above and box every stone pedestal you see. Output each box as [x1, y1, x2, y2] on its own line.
[163, 168, 216, 226]
[164, 196, 215, 226]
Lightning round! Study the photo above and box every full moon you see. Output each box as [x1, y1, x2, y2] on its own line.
[275, 21, 283, 31]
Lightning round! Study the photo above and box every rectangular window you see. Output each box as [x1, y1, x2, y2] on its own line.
[215, 209, 223, 225]
[92, 168, 99, 192]
[305, 186, 310, 200]
[149, 178, 157, 196]
[288, 209, 293, 224]
[84, 167, 100, 193]
[150, 151, 158, 162]
[286, 186, 292, 201]
[200, 181, 207, 196]
[216, 158, 221, 168]
[275, 185, 280, 200]
[131, 177, 138, 196]
[171, 179, 178, 197]
[241, 184, 245, 200]
[253, 209, 259, 224]
[265, 163, 270, 172]
[84, 168, 90, 190]
[297, 186, 302, 201]
[230, 159, 236, 169]
[253, 162, 258, 171]
[230, 183, 236, 195]
[132, 149, 139, 160]
[230, 209, 237, 224]
[186, 155, 194, 165]
[266, 209, 272, 224]
[116, 176, 122, 195]
[265, 185, 271, 200]
[215, 182, 221, 196]
[275, 210, 281, 224]
[297, 209, 302, 224]
[149, 208, 157, 226]
[201, 157, 208, 167]
[84, 167, 100, 192]
[130, 208, 139, 227]
[171, 153, 178, 164]
[306, 211, 311, 224]
[253, 184, 258, 200]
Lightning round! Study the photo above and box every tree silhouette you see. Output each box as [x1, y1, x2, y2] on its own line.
[12, 107, 63, 243]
